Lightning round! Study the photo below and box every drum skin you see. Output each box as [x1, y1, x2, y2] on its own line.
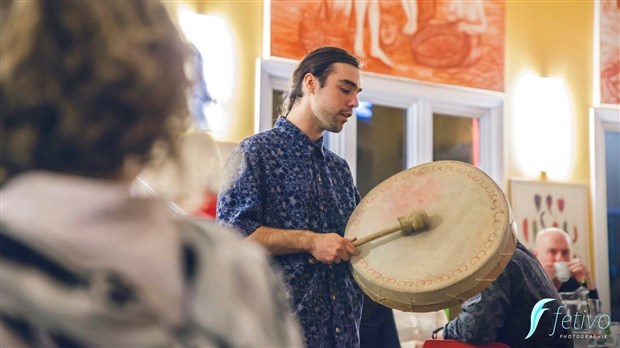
[345, 161, 516, 312]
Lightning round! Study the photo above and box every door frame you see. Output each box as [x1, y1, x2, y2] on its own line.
[590, 104, 620, 316]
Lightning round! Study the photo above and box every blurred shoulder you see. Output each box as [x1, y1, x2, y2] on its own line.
[176, 217, 264, 257]
[174, 217, 303, 347]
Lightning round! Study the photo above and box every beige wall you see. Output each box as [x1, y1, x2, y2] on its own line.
[191, 0, 599, 272]
[505, 0, 594, 185]
[194, 1, 596, 186]
[505, 0, 595, 272]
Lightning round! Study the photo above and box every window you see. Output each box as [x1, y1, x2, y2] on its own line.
[590, 105, 620, 320]
[256, 58, 504, 190]
[356, 103, 407, 197]
[271, 90, 283, 125]
[433, 114, 480, 166]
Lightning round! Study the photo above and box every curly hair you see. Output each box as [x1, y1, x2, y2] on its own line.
[0, 0, 191, 183]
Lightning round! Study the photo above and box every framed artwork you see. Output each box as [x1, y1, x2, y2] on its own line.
[598, 0, 619, 105]
[269, 0, 505, 91]
[509, 179, 591, 269]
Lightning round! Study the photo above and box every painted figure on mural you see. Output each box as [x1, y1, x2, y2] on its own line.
[600, 0, 619, 104]
[401, 0, 418, 35]
[446, 0, 488, 65]
[353, 0, 394, 67]
[272, 0, 504, 91]
[410, 0, 487, 68]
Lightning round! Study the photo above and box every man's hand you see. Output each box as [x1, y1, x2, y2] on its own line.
[310, 233, 357, 264]
[568, 257, 594, 289]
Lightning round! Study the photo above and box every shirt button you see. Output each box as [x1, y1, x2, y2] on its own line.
[331, 294, 336, 300]
[335, 327, 341, 334]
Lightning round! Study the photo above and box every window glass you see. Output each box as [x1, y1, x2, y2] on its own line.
[433, 113, 480, 166]
[356, 103, 406, 197]
[605, 130, 620, 321]
[272, 90, 283, 126]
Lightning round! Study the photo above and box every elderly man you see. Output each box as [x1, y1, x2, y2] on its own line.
[533, 227, 598, 298]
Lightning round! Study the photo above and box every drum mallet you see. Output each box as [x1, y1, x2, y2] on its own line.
[353, 210, 430, 247]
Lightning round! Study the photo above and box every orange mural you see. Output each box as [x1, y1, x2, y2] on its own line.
[271, 0, 504, 91]
[600, 0, 620, 104]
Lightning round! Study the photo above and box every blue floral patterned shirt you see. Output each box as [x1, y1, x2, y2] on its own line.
[217, 117, 363, 348]
[444, 242, 573, 348]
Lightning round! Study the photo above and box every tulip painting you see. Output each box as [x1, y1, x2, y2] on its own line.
[509, 179, 590, 273]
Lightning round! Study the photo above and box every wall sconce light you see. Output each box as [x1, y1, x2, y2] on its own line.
[511, 70, 574, 181]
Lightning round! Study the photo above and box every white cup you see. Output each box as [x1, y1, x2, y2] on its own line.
[554, 261, 571, 283]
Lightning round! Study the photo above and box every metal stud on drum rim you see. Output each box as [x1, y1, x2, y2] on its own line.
[345, 160, 516, 312]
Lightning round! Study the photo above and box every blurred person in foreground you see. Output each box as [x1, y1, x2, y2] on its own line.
[533, 227, 598, 299]
[0, 1, 301, 347]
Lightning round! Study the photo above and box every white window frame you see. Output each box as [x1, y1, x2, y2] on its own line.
[255, 57, 505, 188]
[589, 104, 620, 317]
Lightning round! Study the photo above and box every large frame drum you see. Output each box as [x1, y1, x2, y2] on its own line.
[345, 161, 516, 312]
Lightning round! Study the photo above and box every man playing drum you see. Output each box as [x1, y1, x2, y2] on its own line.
[218, 47, 365, 347]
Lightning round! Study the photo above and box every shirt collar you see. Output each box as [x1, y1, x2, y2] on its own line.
[275, 116, 325, 157]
